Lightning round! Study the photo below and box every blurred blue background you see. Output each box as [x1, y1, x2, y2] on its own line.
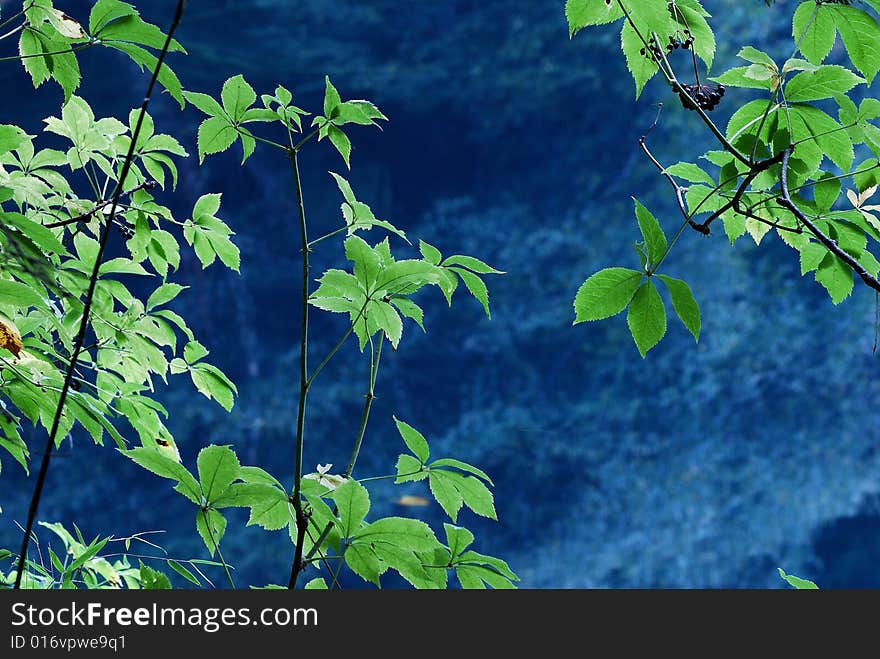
[2, 0, 880, 588]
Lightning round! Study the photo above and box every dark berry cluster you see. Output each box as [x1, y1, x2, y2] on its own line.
[678, 83, 725, 112]
[639, 29, 694, 61]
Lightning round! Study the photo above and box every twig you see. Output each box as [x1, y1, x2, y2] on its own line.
[14, 0, 186, 590]
[777, 146, 880, 293]
[638, 104, 707, 235]
[343, 332, 384, 478]
[43, 180, 156, 229]
[287, 147, 310, 590]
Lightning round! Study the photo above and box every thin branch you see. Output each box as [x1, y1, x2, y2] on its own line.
[305, 301, 368, 388]
[638, 104, 707, 236]
[694, 149, 786, 233]
[13, 0, 186, 590]
[293, 127, 321, 153]
[343, 332, 384, 478]
[201, 509, 235, 589]
[288, 147, 310, 590]
[43, 180, 156, 229]
[778, 146, 880, 293]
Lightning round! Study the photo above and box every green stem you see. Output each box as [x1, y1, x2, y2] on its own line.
[288, 147, 310, 590]
[343, 333, 384, 478]
[0, 5, 29, 33]
[236, 127, 288, 152]
[307, 226, 348, 249]
[201, 509, 235, 589]
[304, 305, 367, 389]
[293, 127, 321, 153]
[0, 40, 92, 63]
[0, 24, 24, 41]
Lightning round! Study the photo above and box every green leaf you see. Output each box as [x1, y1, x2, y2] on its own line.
[793, 1, 836, 65]
[455, 564, 515, 590]
[89, 0, 137, 34]
[831, 5, 880, 83]
[815, 253, 854, 304]
[344, 543, 380, 586]
[147, 283, 186, 311]
[121, 447, 200, 503]
[451, 268, 491, 318]
[738, 46, 777, 68]
[785, 65, 865, 102]
[333, 479, 371, 536]
[323, 76, 342, 117]
[19, 29, 50, 89]
[419, 240, 442, 265]
[633, 199, 667, 267]
[621, 19, 659, 98]
[354, 517, 439, 552]
[573, 267, 643, 323]
[0, 280, 44, 308]
[444, 472, 497, 520]
[345, 236, 381, 292]
[675, 2, 715, 70]
[394, 416, 430, 463]
[373, 544, 441, 589]
[371, 301, 403, 347]
[196, 445, 240, 502]
[390, 298, 425, 332]
[196, 117, 237, 163]
[304, 578, 328, 590]
[221, 75, 256, 122]
[167, 560, 200, 586]
[190, 363, 236, 411]
[565, 0, 623, 37]
[195, 509, 226, 557]
[183, 91, 225, 118]
[778, 567, 819, 589]
[711, 66, 774, 91]
[183, 340, 209, 363]
[626, 280, 667, 358]
[814, 173, 842, 212]
[395, 454, 425, 484]
[788, 104, 853, 173]
[657, 275, 700, 342]
[663, 162, 714, 185]
[444, 523, 475, 559]
[327, 125, 352, 168]
[429, 471, 463, 522]
[429, 458, 494, 485]
[139, 562, 171, 590]
[440, 255, 504, 274]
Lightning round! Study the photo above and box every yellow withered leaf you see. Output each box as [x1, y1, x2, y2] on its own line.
[0, 314, 23, 357]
